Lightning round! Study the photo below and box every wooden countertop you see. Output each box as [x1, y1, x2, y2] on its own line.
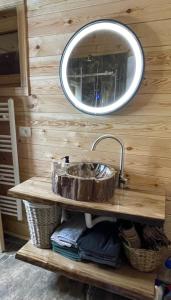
[9, 177, 165, 223]
[16, 241, 156, 300]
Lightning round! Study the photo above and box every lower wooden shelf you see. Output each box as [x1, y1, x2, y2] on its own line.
[16, 241, 156, 300]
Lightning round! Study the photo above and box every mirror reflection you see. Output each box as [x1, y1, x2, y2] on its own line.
[0, 8, 20, 87]
[67, 30, 136, 107]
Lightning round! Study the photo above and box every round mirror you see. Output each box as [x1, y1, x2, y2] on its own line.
[60, 19, 144, 115]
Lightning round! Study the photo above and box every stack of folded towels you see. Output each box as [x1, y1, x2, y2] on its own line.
[77, 221, 121, 268]
[51, 216, 121, 268]
[50, 214, 86, 261]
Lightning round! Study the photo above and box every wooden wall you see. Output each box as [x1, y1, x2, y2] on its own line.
[0, 9, 20, 87]
[1, 0, 171, 238]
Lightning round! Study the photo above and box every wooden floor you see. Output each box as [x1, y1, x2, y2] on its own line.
[16, 241, 156, 300]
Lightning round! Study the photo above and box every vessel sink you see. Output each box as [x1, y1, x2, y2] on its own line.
[52, 162, 118, 203]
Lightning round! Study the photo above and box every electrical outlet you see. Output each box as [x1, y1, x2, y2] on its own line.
[19, 127, 31, 137]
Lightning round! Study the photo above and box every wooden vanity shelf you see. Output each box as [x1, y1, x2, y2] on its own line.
[8, 176, 166, 300]
[16, 241, 156, 300]
[9, 177, 165, 224]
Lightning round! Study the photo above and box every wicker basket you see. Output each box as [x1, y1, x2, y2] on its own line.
[124, 243, 162, 272]
[24, 201, 61, 249]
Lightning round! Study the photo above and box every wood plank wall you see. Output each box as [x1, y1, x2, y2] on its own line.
[1, 0, 171, 238]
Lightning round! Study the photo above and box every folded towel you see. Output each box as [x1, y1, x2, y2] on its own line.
[79, 249, 120, 260]
[51, 214, 86, 248]
[77, 221, 121, 267]
[52, 241, 78, 254]
[52, 241, 81, 261]
[79, 250, 120, 267]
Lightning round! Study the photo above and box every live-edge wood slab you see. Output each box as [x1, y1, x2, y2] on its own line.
[9, 177, 165, 223]
[16, 241, 156, 300]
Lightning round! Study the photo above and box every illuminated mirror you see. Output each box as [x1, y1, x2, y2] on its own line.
[60, 20, 144, 115]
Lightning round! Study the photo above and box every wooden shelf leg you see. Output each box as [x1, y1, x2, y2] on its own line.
[0, 212, 5, 252]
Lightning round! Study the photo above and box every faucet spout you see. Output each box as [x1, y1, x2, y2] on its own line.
[91, 134, 126, 188]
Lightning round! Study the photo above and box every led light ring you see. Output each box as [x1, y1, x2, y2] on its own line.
[60, 20, 144, 115]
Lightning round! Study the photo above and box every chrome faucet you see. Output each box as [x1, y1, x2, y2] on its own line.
[91, 134, 127, 188]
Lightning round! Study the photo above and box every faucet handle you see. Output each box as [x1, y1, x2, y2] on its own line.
[119, 174, 128, 188]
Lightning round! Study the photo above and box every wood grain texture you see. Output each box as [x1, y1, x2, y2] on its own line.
[8, 177, 165, 223]
[29, 48, 171, 77]
[0, 14, 17, 34]
[27, 17, 171, 51]
[17, 130, 171, 158]
[0, 0, 22, 9]
[16, 240, 156, 300]
[16, 151, 171, 179]
[27, 72, 171, 95]
[1, 0, 171, 238]
[2, 213, 29, 240]
[26, 0, 171, 23]
[0, 74, 20, 86]
[10, 93, 171, 116]
[15, 112, 171, 138]
[52, 162, 116, 203]
[0, 2, 29, 96]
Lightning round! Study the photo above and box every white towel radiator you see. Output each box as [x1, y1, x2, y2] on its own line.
[0, 98, 22, 220]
